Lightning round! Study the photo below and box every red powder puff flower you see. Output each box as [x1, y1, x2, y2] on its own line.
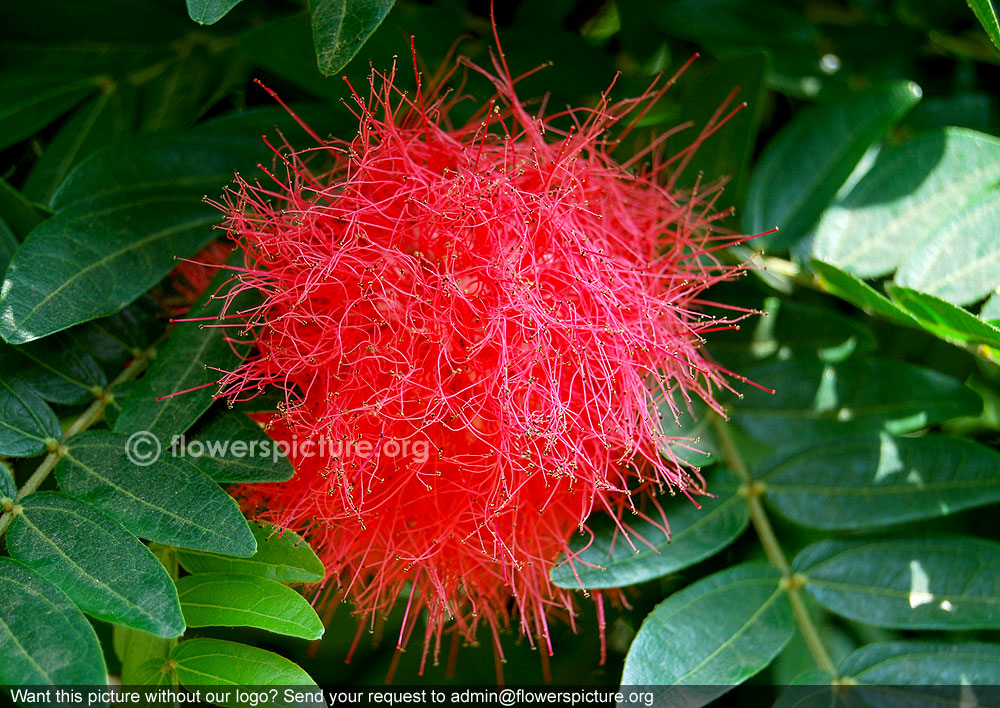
[209, 29, 756, 673]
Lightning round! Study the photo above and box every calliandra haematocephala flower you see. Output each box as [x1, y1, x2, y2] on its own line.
[204, 26, 762, 675]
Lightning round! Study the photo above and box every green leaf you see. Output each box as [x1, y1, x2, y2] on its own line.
[0, 556, 107, 685]
[840, 640, 1000, 684]
[23, 86, 136, 206]
[759, 433, 1000, 530]
[114, 625, 172, 686]
[70, 299, 162, 368]
[6, 492, 185, 637]
[730, 358, 981, 446]
[707, 296, 876, 365]
[0, 73, 101, 152]
[0, 196, 217, 344]
[1, 334, 107, 404]
[774, 680, 995, 708]
[54, 430, 256, 557]
[811, 128, 1000, 279]
[0, 462, 14, 498]
[665, 52, 768, 210]
[129, 657, 176, 687]
[137, 47, 242, 134]
[810, 259, 920, 327]
[196, 104, 345, 141]
[744, 82, 922, 252]
[0, 378, 61, 458]
[894, 190, 1000, 306]
[621, 563, 793, 702]
[310, 0, 396, 76]
[184, 410, 293, 484]
[51, 134, 266, 211]
[177, 522, 325, 584]
[113, 257, 255, 442]
[906, 92, 998, 134]
[187, 0, 244, 24]
[888, 285, 1000, 349]
[653, 0, 817, 46]
[772, 682, 840, 708]
[0, 216, 19, 277]
[658, 396, 719, 467]
[788, 669, 836, 685]
[968, 0, 1000, 50]
[177, 573, 324, 639]
[795, 536, 1000, 629]
[172, 638, 316, 688]
[0, 179, 47, 240]
[550, 468, 748, 589]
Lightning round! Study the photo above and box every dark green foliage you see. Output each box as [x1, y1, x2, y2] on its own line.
[1, 0, 999, 700]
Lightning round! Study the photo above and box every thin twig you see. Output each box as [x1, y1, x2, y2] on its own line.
[712, 416, 838, 676]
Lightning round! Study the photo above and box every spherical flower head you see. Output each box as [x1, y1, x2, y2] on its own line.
[213, 40, 754, 670]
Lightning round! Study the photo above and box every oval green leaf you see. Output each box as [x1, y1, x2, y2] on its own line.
[895, 188, 1000, 306]
[177, 573, 324, 640]
[731, 358, 981, 446]
[888, 285, 1000, 349]
[129, 657, 176, 687]
[795, 537, 1000, 630]
[187, 0, 244, 24]
[51, 134, 265, 211]
[0, 556, 107, 685]
[70, 299, 162, 368]
[0, 73, 100, 152]
[23, 86, 136, 206]
[54, 430, 256, 557]
[0, 196, 217, 344]
[810, 259, 920, 327]
[310, 0, 396, 76]
[136, 47, 237, 134]
[811, 128, 1000, 279]
[172, 638, 316, 688]
[0, 216, 18, 277]
[550, 469, 748, 589]
[177, 522, 325, 584]
[114, 625, 172, 686]
[0, 378, 61, 458]
[621, 563, 793, 702]
[0, 179, 46, 240]
[6, 492, 184, 637]
[969, 0, 1000, 50]
[1, 334, 107, 404]
[839, 640, 1000, 684]
[760, 433, 1000, 530]
[744, 82, 922, 252]
[0, 462, 15, 498]
[184, 410, 293, 484]
[653, 0, 817, 46]
[112, 255, 256, 442]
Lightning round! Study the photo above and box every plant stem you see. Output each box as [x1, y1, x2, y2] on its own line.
[0, 347, 156, 540]
[711, 416, 838, 677]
